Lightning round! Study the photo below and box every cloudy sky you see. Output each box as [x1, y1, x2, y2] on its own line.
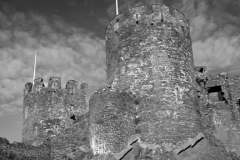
[0, 0, 239, 143]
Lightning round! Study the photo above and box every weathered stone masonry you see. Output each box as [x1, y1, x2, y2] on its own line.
[195, 67, 240, 156]
[89, 87, 137, 154]
[22, 77, 90, 159]
[0, 137, 51, 159]
[90, 4, 199, 154]
[1, 3, 240, 160]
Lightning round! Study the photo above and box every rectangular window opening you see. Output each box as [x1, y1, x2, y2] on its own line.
[207, 86, 226, 102]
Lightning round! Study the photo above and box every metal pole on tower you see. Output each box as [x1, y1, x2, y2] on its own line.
[33, 51, 37, 86]
[116, 0, 119, 15]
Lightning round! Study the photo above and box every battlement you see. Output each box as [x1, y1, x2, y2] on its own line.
[105, 4, 189, 40]
[105, 3, 193, 83]
[23, 77, 89, 120]
[23, 77, 89, 145]
[24, 77, 88, 96]
[48, 77, 61, 89]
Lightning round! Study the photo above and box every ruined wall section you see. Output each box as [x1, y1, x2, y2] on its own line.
[22, 77, 89, 148]
[228, 75, 240, 119]
[105, 4, 199, 148]
[194, 67, 238, 116]
[0, 137, 51, 159]
[194, 67, 240, 156]
[89, 87, 136, 154]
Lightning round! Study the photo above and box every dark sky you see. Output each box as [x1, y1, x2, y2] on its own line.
[0, 0, 239, 142]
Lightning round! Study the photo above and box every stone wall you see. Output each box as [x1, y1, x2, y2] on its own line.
[50, 113, 92, 159]
[89, 87, 136, 154]
[102, 4, 200, 152]
[0, 137, 50, 159]
[1, 3, 240, 160]
[22, 77, 90, 159]
[195, 66, 240, 157]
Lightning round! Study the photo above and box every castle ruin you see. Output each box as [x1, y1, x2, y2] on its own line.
[0, 4, 240, 160]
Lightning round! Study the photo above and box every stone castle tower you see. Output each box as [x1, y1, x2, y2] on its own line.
[22, 77, 90, 158]
[89, 4, 199, 155]
[1, 3, 240, 160]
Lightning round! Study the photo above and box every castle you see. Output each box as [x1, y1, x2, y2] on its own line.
[0, 3, 240, 160]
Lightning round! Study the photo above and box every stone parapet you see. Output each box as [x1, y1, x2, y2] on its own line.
[22, 77, 89, 148]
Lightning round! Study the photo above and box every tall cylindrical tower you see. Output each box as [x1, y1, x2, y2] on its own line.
[105, 4, 199, 146]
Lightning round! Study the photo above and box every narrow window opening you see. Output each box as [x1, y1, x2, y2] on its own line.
[135, 99, 140, 105]
[134, 117, 140, 125]
[70, 114, 76, 120]
[197, 91, 201, 98]
[161, 13, 163, 22]
[161, 13, 164, 22]
[136, 14, 139, 19]
[237, 99, 240, 113]
[236, 99, 240, 106]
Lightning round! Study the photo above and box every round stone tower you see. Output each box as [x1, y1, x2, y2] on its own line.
[104, 4, 199, 149]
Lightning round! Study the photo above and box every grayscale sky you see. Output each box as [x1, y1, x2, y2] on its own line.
[0, 0, 240, 143]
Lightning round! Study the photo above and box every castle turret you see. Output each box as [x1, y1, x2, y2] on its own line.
[106, 4, 194, 99]
[48, 77, 61, 89]
[22, 77, 91, 159]
[90, 4, 200, 155]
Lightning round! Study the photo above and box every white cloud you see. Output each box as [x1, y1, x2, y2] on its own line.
[1, 0, 239, 116]
[175, 0, 240, 74]
[0, 5, 106, 115]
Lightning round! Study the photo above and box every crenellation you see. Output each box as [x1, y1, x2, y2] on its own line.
[48, 77, 61, 89]
[33, 77, 45, 93]
[107, 4, 190, 41]
[24, 82, 33, 96]
[66, 79, 79, 95]
[22, 78, 89, 152]
[2, 3, 240, 160]
[128, 5, 145, 15]
[80, 82, 88, 93]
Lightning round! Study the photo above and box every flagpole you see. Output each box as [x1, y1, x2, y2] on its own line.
[33, 51, 37, 86]
[116, 0, 118, 15]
